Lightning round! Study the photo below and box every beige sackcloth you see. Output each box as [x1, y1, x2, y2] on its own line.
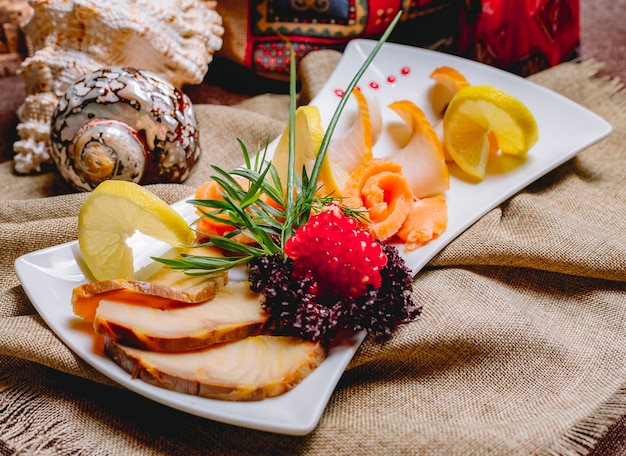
[0, 50, 624, 455]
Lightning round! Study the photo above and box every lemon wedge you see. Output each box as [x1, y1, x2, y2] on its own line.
[271, 105, 347, 196]
[78, 180, 194, 281]
[443, 85, 539, 180]
[271, 92, 379, 197]
[271, 105, 336, 192]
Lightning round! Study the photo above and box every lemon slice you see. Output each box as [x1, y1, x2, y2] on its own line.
[443, 85, 539, 180]
[271, 105, 346, 196]
[78, 180, 194, 280]
[272, 105, 326, 184]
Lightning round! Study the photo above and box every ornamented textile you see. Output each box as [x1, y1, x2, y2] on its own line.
[216, 0, 579, 78]
[217, 0, 459, 78]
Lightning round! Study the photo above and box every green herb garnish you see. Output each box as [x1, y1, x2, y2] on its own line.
[156, 11, 403, 275]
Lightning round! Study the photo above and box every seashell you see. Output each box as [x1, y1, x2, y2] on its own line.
[13, 91, 58, 173]
[18, 46, 105, 97]
[50, 67, 200, 192]
[13, 0, 223, 175]
[12, 47, 104, 172]
[21, 0, 224, 88]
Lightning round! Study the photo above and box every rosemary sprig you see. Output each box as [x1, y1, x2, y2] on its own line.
[156, 11, 403, 274]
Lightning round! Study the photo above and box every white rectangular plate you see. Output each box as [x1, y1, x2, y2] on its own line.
[15, 40, 612, 436]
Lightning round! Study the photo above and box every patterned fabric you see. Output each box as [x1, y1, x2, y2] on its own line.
[216, 0, 579, 79]
[218, 0, 458, 79]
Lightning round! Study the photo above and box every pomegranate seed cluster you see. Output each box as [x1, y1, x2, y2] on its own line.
[283, 205, 387, 300]
[248, 206, 420, 343]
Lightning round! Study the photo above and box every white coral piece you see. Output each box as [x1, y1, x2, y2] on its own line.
[13, 0, 223, 174]
[13, 91, 58, 173]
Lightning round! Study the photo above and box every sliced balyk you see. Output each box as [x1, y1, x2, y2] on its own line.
[94, 282, 268, 352]
[72, 246, 227, 322]
[104, 334, 327, 401]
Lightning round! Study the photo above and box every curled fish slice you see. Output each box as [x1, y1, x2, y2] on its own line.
[397, 195, 448, 252]
[342, 159, 414, 242]
[385, 100, 449, 199]
[325, 89, 382, 193]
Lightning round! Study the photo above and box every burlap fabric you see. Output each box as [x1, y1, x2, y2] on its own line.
[0, 50, 624, 455]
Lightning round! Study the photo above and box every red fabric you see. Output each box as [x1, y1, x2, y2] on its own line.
[458, 0, 580, 75]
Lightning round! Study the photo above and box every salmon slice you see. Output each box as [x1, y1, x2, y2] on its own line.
[360, 170, 415, 242]
[342, 159, 403, 209]
[396, 195, 448, 252]
[193, 180, 232, 240]
[94, 282, 268, 352]
[342, 159, 414, 242]
[193, 179, 259, 244]
[104, 334, 326, 401]
[193, 179, 286, 244]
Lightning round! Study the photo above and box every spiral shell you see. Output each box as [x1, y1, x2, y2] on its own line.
[50, 67, 200, 191]
[13, 0, 223, 174]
